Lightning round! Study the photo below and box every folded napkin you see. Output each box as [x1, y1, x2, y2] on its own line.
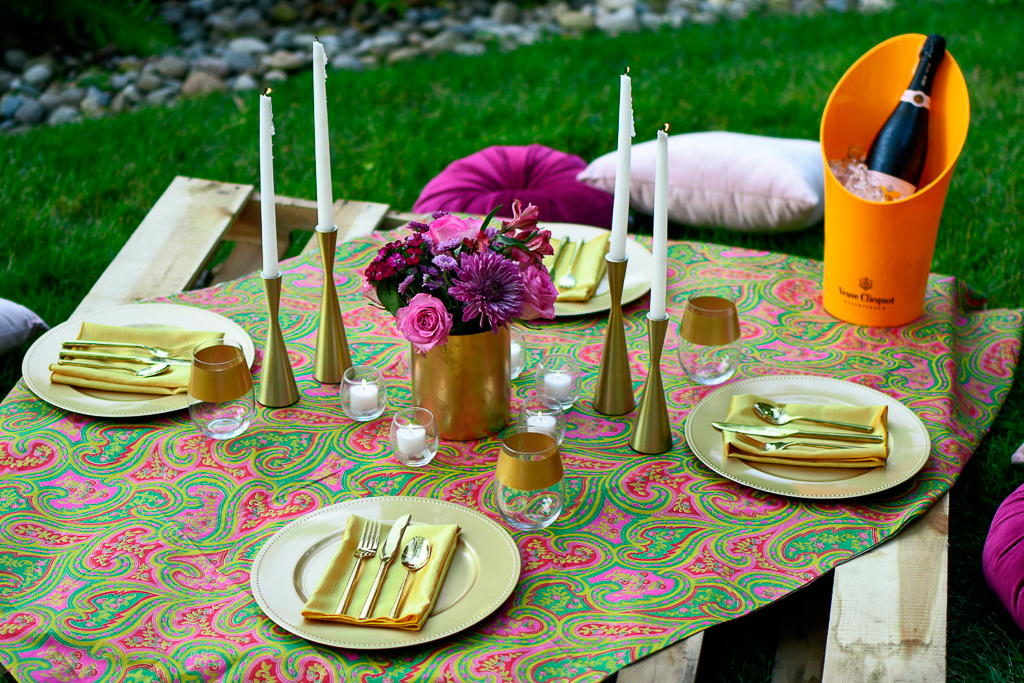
[302, 515, 461, 631]
[723, 394, 889, 468]
[49, 322, 223, 396]
[544, 233, 610, 302]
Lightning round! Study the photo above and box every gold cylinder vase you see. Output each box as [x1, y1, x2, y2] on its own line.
[410, 328, 511, 441]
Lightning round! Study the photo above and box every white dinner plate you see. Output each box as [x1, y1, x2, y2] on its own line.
[545, 223, 653, 317]
[250, 496, 521, 650]
[684, 375, 932, 499]
[22, 303, 255, 418]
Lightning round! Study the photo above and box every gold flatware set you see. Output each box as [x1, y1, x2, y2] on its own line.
[55, 340, 194, 377]
[714, 401, 880, 452]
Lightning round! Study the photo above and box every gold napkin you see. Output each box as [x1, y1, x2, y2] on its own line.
[723, 394, 889, 468]
[302, 515, 461, 631]
[49, 322, 223, 396]
[544, 234, 610, 302]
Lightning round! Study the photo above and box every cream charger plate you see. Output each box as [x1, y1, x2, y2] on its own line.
[684, 375, 931, 499]
[22, 303, 255, 418]
[250, 496, 521, 649]
[545, 223, 652, 317]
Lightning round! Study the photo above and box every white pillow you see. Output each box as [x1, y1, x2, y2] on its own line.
[0, 298, 48, 355]
[576, 131, 825, 232]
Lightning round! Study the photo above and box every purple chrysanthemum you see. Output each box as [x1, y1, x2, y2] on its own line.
[431, 211, 450, 220]
[436, 237, 463, 252]
[398, 272, 416, 295]
[433, 254, 458, 271]
[449, 251, 525, 330]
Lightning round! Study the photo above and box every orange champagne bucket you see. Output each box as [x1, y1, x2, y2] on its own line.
[821, 34, 970, 327]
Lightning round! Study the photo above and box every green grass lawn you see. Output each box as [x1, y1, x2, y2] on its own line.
[2, 0, 1023, 679]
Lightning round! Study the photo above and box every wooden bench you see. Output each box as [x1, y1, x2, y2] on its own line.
[57, 176, 952, 682]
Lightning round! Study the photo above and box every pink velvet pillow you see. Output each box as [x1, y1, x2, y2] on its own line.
[983, 482, 1024, 630]
[413, 145, 614, 228]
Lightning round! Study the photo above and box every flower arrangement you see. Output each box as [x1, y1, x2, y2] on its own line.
[363, 201, 558, 354]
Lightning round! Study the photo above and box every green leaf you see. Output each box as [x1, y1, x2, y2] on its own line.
[480, 205, 503, 232]
[377, 280, 402, 317]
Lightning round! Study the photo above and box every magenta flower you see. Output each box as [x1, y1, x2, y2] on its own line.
[426, 214, 483, 249]
[450, 251, 525, 330]
[395, 293, 453, 354]
[520, 265, 558, 321]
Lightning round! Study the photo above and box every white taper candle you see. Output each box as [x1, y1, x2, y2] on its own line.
[259, 88, 280, 279]
[650, 124, 670, 319]
[609, 67, 634, 262]
[312, 39, 334, 233]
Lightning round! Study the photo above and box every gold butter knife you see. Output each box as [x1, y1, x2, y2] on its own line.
[358, 514, 411, 620]
[59, 350, 190, 367]
[711, 422, 884, 443]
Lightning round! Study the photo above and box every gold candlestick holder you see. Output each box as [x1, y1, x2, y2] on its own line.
[629, 314, 673, 454]
[593, 255, 635, 416]
[313, 227, 353, 383]
[258, 274, 299, 408]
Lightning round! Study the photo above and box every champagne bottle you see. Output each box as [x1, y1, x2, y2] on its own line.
[864, 34, 946, 199]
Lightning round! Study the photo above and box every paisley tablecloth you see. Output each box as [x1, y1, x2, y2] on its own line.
[0, 237, 1020, 683]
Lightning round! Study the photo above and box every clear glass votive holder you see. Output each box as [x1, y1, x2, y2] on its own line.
[188, 339, 255, 441]
[533, 352, 580, 409]
[676, 291, 742, 386]
[389, 407, 439, 467]
[494, 425, 564, 531]
[341, 365, 388, 421]
[519, 394, 566, 446]
[510, 327, 528, 380]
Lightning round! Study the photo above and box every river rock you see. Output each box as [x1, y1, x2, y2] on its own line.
[179, 21, 206, 43]
[0, 94, 22, 119]
[235, 7, 265, 30]
[264, 69, 288, 82]
[145, 85, 180, 106]
[222, 50, 258, 74]
[491, 0, 520, 23]
[556, 8, 596, 30]
[155, 55, 190, 79]
[0, 70, 13, 93]
[37, 92, 62, 111]
[79, 87, 110, 117]
[859, 0, 894, 11]
[423, 29, 465, 53]
[14, 98, 45, 124]
[597, 6, 640, 32]
[454, 43, 486, 56]
[137, 71, 164, 93]
[386, 47, 422, 65]
[330, 54, 365, 71]
[22, 63, 54, 90]
[110, 84, 142, 113]
[47, 105, 82, 126]
[193, 56, 232, 78]
[109, 72, 135, 91]
[205, 8, 236, 33]
[182, 70, 227, 95]
[59, 87, 85, 106]
[4, 50, 27, 72]
[228, 37, 271, 55]
[232, 73, 258, 91]
[261, 50, 307, 71]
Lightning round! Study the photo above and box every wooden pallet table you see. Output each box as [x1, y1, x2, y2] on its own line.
[38, 176, 952, 682]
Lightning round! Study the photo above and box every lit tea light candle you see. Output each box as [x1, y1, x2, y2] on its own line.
[510, 341, 522, 371]
[396, 424, 426, 455]
[349, 379, 378, 414]
[543, 372, 572, 401]
[526, 414, 558, 433]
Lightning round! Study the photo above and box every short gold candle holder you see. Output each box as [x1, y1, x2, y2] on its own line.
[313, 227, 353, 384]
[628, 314, 673, 454]
[593, 255, 635, 416]
[258, 274, 299, 408]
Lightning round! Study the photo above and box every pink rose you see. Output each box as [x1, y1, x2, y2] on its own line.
[395, 293, 453, 354]
[427, 214, 483, 248]
[519, 265, 558, 321]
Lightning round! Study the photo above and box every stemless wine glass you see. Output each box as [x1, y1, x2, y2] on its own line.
[389, 407, 440, 467]
[676, 291, 742, 386]
[494, 425, 564, 531]
[187, 339, 255, 440]
[519, 394, 566, 446]
[341, 365, 388, 421]
[533, 352, 580, 409]
[510, 327, 528, 380]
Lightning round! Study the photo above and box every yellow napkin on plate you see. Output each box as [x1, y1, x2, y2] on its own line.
[48, 322, 223, 396]
[302, 515, 461, 631]
[544, 234, 610, 302]
[722, 394, 889, 468]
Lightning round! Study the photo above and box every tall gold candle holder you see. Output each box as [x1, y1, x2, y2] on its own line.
[593, 255, 635, 416]
[628, 314, 673, 454]
[258, 274, 299, 408]
[313, 227, 353, 383]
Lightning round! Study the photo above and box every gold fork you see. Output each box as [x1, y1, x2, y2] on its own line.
[736, 432, 856, 452]
[336, 518, 381, 614]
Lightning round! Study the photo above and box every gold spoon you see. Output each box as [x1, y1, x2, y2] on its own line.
[389, 536, 431, 619]
[752, 402, 874, 433]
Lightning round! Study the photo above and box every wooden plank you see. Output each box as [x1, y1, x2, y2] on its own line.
[73, 176, 252, 317]
[822, 493, 948, 683]
[772, 573, 832, 683]
[226, 192, 319, 244]
[617, 633, 704, 683]
[382, 209, 429, 231]
[301, 199, 391, 256]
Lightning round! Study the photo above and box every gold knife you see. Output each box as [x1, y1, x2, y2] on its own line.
[711, 422, 884, 443]
[358, 514, 411, 619]
[59, 350, 190, 367]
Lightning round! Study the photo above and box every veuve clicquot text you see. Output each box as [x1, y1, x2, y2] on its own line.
[864, 34, 947, 198]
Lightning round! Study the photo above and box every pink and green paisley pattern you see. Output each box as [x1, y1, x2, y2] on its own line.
[0, 236, 1020, 682]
